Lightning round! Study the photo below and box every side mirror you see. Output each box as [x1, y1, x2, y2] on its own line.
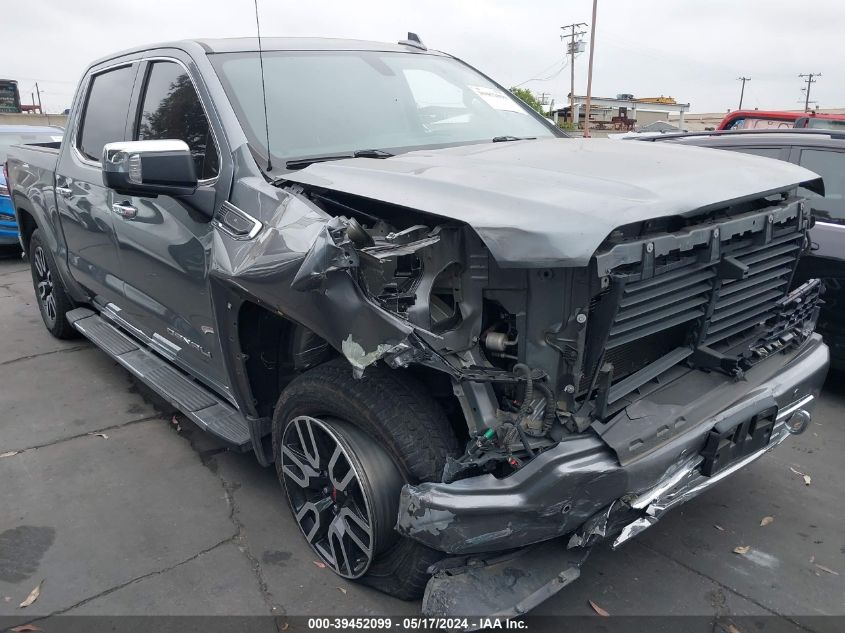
[102, 140, 197, 197]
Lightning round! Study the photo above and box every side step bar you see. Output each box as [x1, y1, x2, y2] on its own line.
[67, 308, 252, 450]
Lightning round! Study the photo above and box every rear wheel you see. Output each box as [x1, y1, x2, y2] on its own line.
[28, 229, 77, 339]
[273, 358, 459, 599]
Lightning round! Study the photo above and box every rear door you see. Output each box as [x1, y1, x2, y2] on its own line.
[56, 63, 139, 303]
[110, 56, 231, 397]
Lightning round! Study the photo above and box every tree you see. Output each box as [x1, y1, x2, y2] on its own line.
[509, 87, 545, 115]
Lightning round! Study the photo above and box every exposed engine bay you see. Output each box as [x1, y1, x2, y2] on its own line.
[280, 180, 823, 485]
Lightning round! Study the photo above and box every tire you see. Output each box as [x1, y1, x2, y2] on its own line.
[28, 229, 77, 339]
[272, 358, 460, 599]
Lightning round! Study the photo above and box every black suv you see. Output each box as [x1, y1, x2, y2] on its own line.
[639, 129, 845, 368]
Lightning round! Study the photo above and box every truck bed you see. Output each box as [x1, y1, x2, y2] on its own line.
[7, 141, 61, 174]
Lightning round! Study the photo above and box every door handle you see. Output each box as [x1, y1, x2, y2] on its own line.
[56, 186, 73, 198]
[112, 201, 137, 220]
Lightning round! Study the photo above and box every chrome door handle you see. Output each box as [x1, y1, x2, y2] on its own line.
[56, 186, 73, 198]
[112, 202, 137, 220]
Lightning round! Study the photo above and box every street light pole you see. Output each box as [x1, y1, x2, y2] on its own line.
[583, 0, 598, 138]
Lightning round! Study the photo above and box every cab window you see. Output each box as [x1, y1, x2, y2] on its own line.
[78, 65, 136, 162]
[135, 61, 219, 180]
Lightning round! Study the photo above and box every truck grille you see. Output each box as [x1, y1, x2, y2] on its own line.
[585, 203, 816, 410]
[705, 233, 802, 346]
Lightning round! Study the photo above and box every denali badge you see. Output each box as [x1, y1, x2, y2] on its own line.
[166, 328, 211, 358]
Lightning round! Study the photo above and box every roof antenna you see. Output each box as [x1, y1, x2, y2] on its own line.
[253, 0, 272, 171]
[399, 32, 427, 51]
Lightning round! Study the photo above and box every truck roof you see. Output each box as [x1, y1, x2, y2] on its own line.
[90, 36, 445, 68]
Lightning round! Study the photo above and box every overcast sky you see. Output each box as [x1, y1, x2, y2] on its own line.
[8, 0, 844, 114]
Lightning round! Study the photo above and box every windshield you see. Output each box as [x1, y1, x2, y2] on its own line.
[209, 50, 557, 167]
[0, 130, 62, 163]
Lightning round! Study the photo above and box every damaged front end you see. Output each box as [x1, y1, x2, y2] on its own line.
[224, 162, 827, 618]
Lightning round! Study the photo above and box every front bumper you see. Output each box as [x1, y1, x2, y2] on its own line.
[397, 334, 829, 555]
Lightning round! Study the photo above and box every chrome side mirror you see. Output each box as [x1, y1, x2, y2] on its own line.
[102, 140, 197, 197]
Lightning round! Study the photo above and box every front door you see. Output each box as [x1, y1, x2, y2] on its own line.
[110, 58, 231, 397]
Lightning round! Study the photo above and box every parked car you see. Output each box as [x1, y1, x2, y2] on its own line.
[0, 125, 62, 249]
[5, 37, 829, 618]
[636, 129, 845, 369]
[718, 109, 845, 131]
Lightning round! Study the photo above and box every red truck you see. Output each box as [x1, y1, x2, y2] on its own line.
[718, 109, 845, 130]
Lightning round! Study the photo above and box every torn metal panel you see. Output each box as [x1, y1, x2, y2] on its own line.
[422, 542, 589, 623]
[291, 217, 360, 291]
[341, 334, 405, 373]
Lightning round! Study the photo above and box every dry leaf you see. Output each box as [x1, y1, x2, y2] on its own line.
[803, 475, 812, 486]
[815, 564, 840, 576]
[87, 432, 108, 439]
[1, 451, 19, 458]
[725, 624, 742, 633]
[714, 524, 725, 531]
[19, 581, 42, 608]
[760, 516, 774, 527]
[280, 623, 289, 631]
[733, 545, 751, 555]
[589, 600, 609, 617]
[11, 625, 43, 632]
[312, 560, 326, 569]
[337, 586, 347, 594]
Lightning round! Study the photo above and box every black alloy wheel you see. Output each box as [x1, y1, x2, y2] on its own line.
[280, 415, 403, 579]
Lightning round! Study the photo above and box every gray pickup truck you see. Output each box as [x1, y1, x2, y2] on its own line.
[5, 35, 830, 618]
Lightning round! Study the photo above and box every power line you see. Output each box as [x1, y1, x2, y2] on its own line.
[561, 22, 587, 124]
[736, 76, 751, 109]
[799, 73, 821, 113]
[513, 57, 569, 87]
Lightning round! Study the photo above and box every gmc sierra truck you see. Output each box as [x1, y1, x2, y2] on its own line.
[6, 35, 830, 618]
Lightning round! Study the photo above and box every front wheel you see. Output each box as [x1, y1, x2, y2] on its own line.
[28, 229, 78, 339]
[273, 358, 460, 599]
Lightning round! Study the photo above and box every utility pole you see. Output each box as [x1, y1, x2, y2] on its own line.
[34, 82, 43, 114]
[799, 73, 821, 113]
[583, 0, 599, 137]
[736, 76, 750, 110]
[561, 22, 587, 125]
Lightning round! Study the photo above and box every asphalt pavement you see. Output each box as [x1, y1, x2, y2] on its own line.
[0, 253, 842, 632]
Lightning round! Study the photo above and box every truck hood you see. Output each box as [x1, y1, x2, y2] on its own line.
[284, 138, 822, 267]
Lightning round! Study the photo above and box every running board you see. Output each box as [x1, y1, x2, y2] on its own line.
[66, 308, 251, 450]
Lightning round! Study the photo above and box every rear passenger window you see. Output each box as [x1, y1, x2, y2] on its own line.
[136, 61, 219, 180]
[798, 149, 845, 224]
[78, 65, 136, 162]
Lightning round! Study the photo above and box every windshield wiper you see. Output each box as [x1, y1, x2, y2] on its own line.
[285, 148, 394, 170]
[491, 136, 537, 142]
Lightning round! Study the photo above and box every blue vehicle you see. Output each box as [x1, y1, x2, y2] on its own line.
[0, 125, 63, 247]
